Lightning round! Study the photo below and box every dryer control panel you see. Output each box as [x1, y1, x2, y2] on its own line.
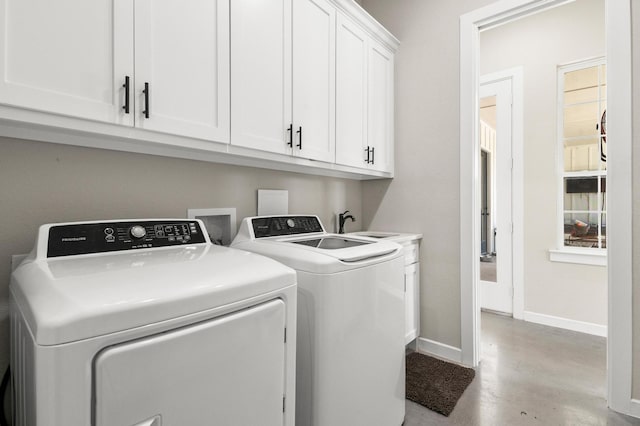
[47, 220, 207, 257]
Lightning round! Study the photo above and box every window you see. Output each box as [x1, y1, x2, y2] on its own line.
[557, 58, 607, 255]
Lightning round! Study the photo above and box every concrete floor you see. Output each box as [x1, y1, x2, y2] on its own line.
[404, 312, 640, 425]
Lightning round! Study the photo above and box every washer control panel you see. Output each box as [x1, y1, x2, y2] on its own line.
[47, 220, 206, 257]
[252, 216, 324, 238]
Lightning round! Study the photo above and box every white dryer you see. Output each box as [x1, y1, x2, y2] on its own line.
[10, 219, 297, 426]
[232, 215, 405, 426]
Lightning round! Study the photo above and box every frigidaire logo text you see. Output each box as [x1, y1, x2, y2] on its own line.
[61, 237, 87, 242]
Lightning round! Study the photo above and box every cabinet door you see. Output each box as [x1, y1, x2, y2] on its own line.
[230, 0, 292, 155]
[134, 0, 230, 142]
[0, 0, 133, 126]
[292, 0, 336, 162]
[335, 14, 368, 168]
[405, 262, 420, 344]
[368, 41, 394, 172]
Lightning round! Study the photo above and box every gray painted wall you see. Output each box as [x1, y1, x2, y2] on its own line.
[0, 137, 363, 377]
[360, 0, 495, 348]
[480, 0, 607, 326]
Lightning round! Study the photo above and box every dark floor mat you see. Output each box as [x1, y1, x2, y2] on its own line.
[406, 352, 476, 416]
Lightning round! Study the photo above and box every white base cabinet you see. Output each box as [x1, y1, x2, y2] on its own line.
[347, 231, 422, 343]
[400, 239, 421, 344]
[404, 261, 420, 344]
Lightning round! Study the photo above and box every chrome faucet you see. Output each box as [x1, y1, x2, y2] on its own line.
[338, 210, 356, 234]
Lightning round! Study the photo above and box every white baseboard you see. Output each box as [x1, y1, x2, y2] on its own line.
[523, 311, 607, 337]
[626, 399, 640, 418]
[416, 337, 462, 364]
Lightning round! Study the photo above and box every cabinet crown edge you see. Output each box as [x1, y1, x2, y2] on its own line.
[333, 0, 400, 52]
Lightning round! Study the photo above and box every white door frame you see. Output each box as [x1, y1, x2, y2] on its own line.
[479, 69, 523, 317]
[460, 0, 636, 417]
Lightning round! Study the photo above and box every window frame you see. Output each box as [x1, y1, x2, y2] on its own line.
[552, 57, 607, 266]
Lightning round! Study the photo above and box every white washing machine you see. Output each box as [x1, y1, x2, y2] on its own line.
[10, 219, 297, 426]
[232, 215, 405, 426]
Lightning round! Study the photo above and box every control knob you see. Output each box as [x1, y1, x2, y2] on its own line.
[130, 225, 147, 239]
[286, 218, 296, 228]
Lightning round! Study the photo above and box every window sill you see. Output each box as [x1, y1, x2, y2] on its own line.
[549, 248, 607, 266]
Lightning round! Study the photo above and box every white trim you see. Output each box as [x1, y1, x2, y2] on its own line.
[459, 7, 480, 368]
[563, 170, 607, 178]
[549, 248, 607, 266]
[523, 311, 607, 337]
[416, 337, 463, 364]
[606, 0, 634, 416]
[628, 400, 640, 418]
[461, 1, 636, 418]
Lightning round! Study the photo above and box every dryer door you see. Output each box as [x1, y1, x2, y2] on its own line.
[94, 299, 286, 426]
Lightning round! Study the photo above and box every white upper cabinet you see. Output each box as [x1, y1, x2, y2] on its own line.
[335, 13, 368, 168]
[292, 0, 336, 163]
[336, 14, 394, 173]
[0, 0, 397, 179]
[231, 0, 335, 163]
[230, 0, 292, 155]
[368, 40, 394, 173]
[0, 0, 133, 126]
[134, 0, 230, 142]
[0, 0, 229, 142]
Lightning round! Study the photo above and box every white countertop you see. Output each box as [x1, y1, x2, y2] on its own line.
[347, 231, 422, 244]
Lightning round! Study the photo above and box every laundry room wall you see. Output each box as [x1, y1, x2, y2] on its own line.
[632, 0, 640, 401]
[0, 137, 363, 376]
[358, 0, 496, 351]
[480, 0, 607, 330]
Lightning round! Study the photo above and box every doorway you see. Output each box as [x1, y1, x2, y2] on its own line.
[479, 77, 514, 316]
[460, 0, 635, 417]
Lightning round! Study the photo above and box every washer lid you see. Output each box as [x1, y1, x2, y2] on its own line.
[10, 245, 296, 345]
[232, 235, 402, 274]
